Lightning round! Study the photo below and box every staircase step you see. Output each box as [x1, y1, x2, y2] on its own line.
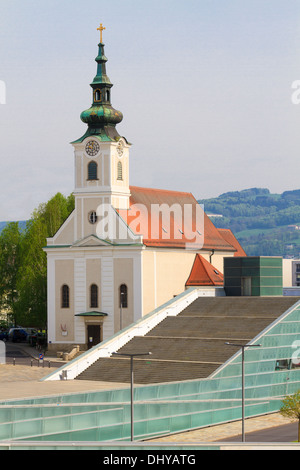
[76, 296, 299, 385]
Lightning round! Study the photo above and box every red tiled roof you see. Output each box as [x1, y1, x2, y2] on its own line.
[217, 228, 247, 257]
[186, 254, 224, 287]
[118, 186, 235, 251]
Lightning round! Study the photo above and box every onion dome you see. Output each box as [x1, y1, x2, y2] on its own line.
[75, 25, 123, 142]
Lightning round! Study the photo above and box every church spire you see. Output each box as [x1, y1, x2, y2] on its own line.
[78, 24, 123, 142]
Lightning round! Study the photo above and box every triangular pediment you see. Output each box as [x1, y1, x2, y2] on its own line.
[94, 205, 143, 245]
[72, 235, 112, 248]
[72, 224, 143, 247]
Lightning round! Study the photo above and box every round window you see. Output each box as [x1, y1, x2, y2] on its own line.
[88, 211, 97, 224]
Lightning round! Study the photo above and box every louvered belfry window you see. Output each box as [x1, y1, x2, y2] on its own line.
[88, 161, 98, 180]
[94, 89, 101, 102]
[117, 161, 123, 180]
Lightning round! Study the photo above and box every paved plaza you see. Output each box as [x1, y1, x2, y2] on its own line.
[149, 413, 297, 443]
[0, 363, 128, 400]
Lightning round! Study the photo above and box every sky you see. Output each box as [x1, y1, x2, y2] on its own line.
[0, 0, 300, 221]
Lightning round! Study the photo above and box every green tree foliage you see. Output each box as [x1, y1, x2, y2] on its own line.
[280, 391, 300, 442]
[0, 193, 74, 328]
[0, 222, 23, 325]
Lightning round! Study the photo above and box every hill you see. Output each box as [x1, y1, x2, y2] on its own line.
[198, 188, 300, 258]
[2, 189, 300, 258]
[0, 221, 27, 234]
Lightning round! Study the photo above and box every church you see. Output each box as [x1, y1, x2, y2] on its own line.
[44, 25, 246, 353]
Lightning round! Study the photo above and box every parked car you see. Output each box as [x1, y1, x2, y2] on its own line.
[24, 328, 38, 340]
[8, 328, 29, 343]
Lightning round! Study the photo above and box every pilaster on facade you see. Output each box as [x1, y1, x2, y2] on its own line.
[101, 256, 114, 339]
[74, 257, 87, 344]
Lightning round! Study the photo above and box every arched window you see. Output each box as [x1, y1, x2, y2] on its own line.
[120, 284, 128, 308]
[61, 285, 70, 309]
[88, 161, 98, 180]
[94, 89, 101, 102]
[90, 284, 98, 308]
[106, 90, 110, 102]
[117, 161, 123, 181]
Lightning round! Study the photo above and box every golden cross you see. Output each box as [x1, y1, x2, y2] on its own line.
[97, 23, 106, 43]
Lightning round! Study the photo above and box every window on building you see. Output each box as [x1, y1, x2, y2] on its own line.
[275, 359, 291, 371]
[88, 211, 97, 225]
[276, 359, 300, 371]
[120, 284, 128, 308]
[88, 161, 98, 180]
[90, 284, 98, 308]
[61, 285, 70, 309]
[296, 264, 300, 273]
[94, 89, 101, 102]
[117, 161, 123, 181]
[106, 90, 110, 102]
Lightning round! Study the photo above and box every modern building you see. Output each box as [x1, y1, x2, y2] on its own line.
[282, 259, 300, 296]
[283, 259, 300, 286]
[224, 256, 283, 297]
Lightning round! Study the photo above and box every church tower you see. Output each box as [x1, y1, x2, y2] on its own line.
[71, 24, 131, 244]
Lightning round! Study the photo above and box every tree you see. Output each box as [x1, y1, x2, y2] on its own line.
[15, 193, 75, 328]
[16, 217, 48, 327]
[280, 391, 300, 442]
[0, 193, 75, 328]
[0, 222, 23, 325]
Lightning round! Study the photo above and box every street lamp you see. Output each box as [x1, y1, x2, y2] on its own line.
[225, 342, 261, 442]
[112, 351, 152, 441]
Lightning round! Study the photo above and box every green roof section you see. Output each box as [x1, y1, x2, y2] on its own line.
[75, 311, 108, 317]
[73, 41, 124, 143]
[71, 132, 113, 144]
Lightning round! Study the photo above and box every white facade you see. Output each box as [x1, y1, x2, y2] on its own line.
[283, 259, 300, 287]
[45, 244, 143, 349]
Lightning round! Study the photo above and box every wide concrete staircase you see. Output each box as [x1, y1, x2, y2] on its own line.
[76, 296, 299, 385]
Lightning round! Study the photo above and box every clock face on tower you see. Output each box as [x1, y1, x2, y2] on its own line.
[85, 140, 100, 157]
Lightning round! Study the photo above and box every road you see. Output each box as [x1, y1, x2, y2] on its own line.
[4, 342, 61, 368]
[220, 422, 299, 443]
